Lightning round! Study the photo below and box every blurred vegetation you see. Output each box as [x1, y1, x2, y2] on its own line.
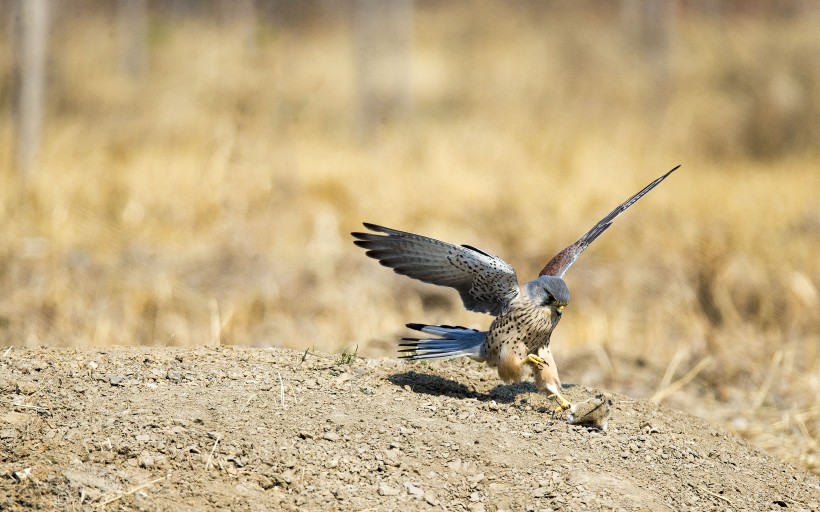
[0, 1, 818, 473]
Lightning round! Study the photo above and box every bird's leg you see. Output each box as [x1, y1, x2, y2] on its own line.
[550, 392, 571, 416]
[528, 350, 572, 415]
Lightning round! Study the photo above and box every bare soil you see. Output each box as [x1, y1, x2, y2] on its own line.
[1, 347, 818, 511]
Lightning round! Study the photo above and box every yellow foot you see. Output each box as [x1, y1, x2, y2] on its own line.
[525, 354, 546, 367]
[550, 393, 572, 417]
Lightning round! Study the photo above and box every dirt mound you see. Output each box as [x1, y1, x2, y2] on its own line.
[1, 347, 818, 511]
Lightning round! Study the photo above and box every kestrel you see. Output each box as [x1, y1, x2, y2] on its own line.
[352, 166, 679, 412]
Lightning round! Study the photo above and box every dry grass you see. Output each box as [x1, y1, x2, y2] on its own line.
[0, 3, 818, 472]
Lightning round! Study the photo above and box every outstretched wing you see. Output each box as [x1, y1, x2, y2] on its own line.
[352, 223, 519, 316]
[540, 165, 680, 277]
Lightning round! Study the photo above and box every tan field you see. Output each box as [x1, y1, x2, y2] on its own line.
[0, 2, 818, 475]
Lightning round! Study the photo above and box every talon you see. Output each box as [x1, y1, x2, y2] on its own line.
[525, 354, 546, 367]
[549, 392, 571, 415]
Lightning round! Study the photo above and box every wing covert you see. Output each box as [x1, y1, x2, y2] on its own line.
[352, 223, 519, 316]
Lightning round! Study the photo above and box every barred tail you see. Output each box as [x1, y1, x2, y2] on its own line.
[398, 323, 486, 361]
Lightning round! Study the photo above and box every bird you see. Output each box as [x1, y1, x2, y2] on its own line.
[352, 165, 679, 412]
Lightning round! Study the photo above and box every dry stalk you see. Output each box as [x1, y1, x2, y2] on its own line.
[205, 434, 221, 470]
[751, 350, 783, 410]
[239, 393, 257, 415]
[99, 474, 168, 506]
[209, 298, 221, 347]
[697, 485, 733, 505]
[651, 356, 713, 403]
[657, 348, 686, 393]
[278, 372, 286, 410]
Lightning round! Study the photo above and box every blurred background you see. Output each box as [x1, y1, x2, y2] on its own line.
[0, 0, 818, 473]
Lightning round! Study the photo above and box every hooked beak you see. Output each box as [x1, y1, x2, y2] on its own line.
[556, 305, 564, 318]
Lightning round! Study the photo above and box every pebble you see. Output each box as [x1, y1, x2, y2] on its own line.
[166, 370, 182, 383]
[323, 432, 340, 442]
[0, 429, 19, 439]
[378, 483, 400, 496]
[404, 481, 424, 497]
[16, 381, 38, 395]
[531, 487, 551, 498]
[109, 375, 124, 386]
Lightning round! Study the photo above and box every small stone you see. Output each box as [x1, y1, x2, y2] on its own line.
[531, 487, 550, 498]
[166, 370, 182, 383]
[12, 468, 31, 481]
[109, 375, 125, 386]
[323, 432, 339, 442]
[378, 483, 400, 496]
[135, 434, 150, 442]
[0, 429, 19, 440]
[16, 382, 39, 395]
[404, 481, 424, 497]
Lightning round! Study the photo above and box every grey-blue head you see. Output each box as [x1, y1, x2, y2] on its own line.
[525, 275, 570, 310]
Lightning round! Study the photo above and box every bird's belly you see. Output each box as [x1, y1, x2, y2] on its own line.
[483, 307, 553, 382]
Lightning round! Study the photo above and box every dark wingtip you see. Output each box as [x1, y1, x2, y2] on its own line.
[664, 164, 681, 177]
[405, 323, 426, 331]
[362, 222, 386, 232]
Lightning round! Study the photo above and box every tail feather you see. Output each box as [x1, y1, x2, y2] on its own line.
[399, 323, 486, 361]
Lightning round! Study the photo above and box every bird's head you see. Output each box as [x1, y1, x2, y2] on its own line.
[526, 275, 570, 318]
